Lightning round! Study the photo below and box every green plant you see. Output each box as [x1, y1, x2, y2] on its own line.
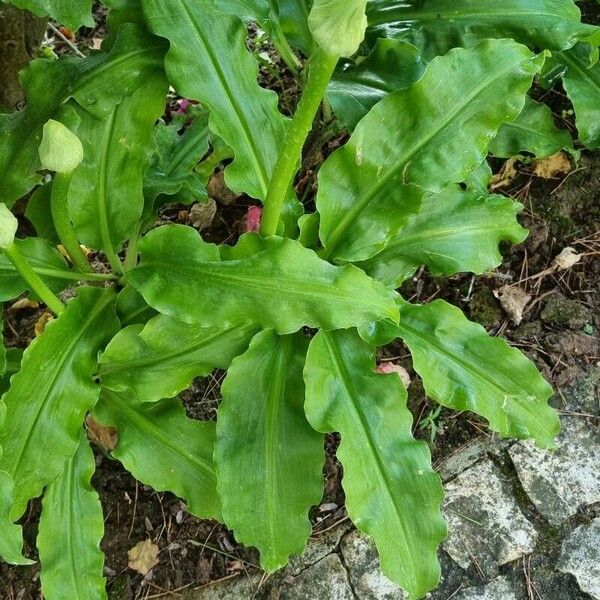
[0, 0, 597, 598]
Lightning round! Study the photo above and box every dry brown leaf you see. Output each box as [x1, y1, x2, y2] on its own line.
[34, 312, 54, 336]
[552, 246, 582, 271]
[532, 152, 572, 179]
[490, 158, 519, 190]
[9, 298, 39, 311]
[86, 415, 118, 452]
[190, 199, 217, 231]
[127, 539, 159, 576]
[207, 171, 239, 205]
[494, 285, 532, 325]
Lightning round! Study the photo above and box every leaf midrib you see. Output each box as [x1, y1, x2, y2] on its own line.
[321, 332, 417, 580]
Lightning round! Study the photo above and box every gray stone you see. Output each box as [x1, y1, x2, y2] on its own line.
[340, 530, 407, 599]
[443, 459, 537, 576]
[280, 554, 355, 600]
[509, 417, 600, 525]
[558, 518, 600, 599]
[287, 522, 350, 575]
[454, 576, 518, 600]
[187, 573, 264, 600]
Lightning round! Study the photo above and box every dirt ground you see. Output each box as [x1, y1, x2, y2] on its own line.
[1, 5, 599, 600]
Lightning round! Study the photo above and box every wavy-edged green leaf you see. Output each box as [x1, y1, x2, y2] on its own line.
[0, 24, 166, 207]
[0, 313, 5, 376]
[143, 108, 210, 220]
[38, 430, 107, 600]
[0, 472, 31, 565]
[4, 0, 93, 29]
[491, 97, 574, 158]
[0, 287, 118, 528]
[213, 0, 269, 20]
[127, 225, 398, 334]
[141, 1, 297, 218]
[357, 186, 528, 288]
[327, 38, 426, 130]
[463, 160, 493, 194]
[68, 72, 168, 255]
[115, 285, 157, 327]
[304, 329, 446, 599]
[308, 0, 368, 57]
[317, 40, 543, 263]
[217, 329, 323, 571]
[552, 43, 600, 149]
[0, 237, 78, 302]
[373, 299, 559, 448]
[24, 184, 60, 245]
[366, 0, 599, 59]
[93, 390, 221, 520]
[278, 0, 314, 55]
[99, 315, 259, 402]
[0, 348, 23, 396]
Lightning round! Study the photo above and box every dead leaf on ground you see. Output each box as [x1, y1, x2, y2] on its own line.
[86, 415, 118, 452]
[190, 199, 217, 231]
[490, 157, 519, 190]
[207, 171, 239, 205]
[532, 152, 572, 179]
[128, 539, 160, 576]
[494, 285, 532, 325]
[9, 298, 39, 311]
[552, 246, 582, 271]
[34, 312, 54, 336]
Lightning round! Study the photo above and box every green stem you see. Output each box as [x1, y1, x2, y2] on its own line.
[3, 242, 65, 315]
[50, 173, 92, 273]
[260, 49, 338, 237]
[123, 225, 141, 272]
[270, 22, 301, 77]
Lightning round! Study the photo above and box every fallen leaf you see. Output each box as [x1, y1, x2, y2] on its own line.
[532, 152, 572, 179]
[552, 246, 582, 271]
[207, 171, 239, 205]
[490, 157, 519, 190]
[128, 539, 159, 576]
[34, 312, 54, 336]
[494, 285, 532, 325]
[9, 298, 39, 311]
[86, 415, 118, 452]
[376, 362, 411, 388]
[190, 199, 217, 231]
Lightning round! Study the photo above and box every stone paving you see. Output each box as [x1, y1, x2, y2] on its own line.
[190, 367, 600, 600]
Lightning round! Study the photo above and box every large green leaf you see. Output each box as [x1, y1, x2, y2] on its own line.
[368, 299, 560, 448]
[141, 1, 297, 217]
[38, 430, 107, 600]
[0, 24, 166, 207]
[357, 186, 528, 288]
[366, 0, 599, 59]
[126, 226, 398, 334]
[67, 73, 168, 255]
[551, 43, 600, 149]
[93, 390, 221, 520]
[216, 329, 323, 571]
[0, 313, 5, 376]
[304, 329, 446, 599]
[0, 348, 22, 396]
[99, 315, 259, 402]
[327, 38, 426, 130]
[490, 97, 574, 158]
[3, 0, 93, 29]
[0, 237, 79, 302]
[317, 40, 543, 263]
[278, 0, 314, 55]
[0, 287, 118, 532]
[0, 472, 31, 565]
